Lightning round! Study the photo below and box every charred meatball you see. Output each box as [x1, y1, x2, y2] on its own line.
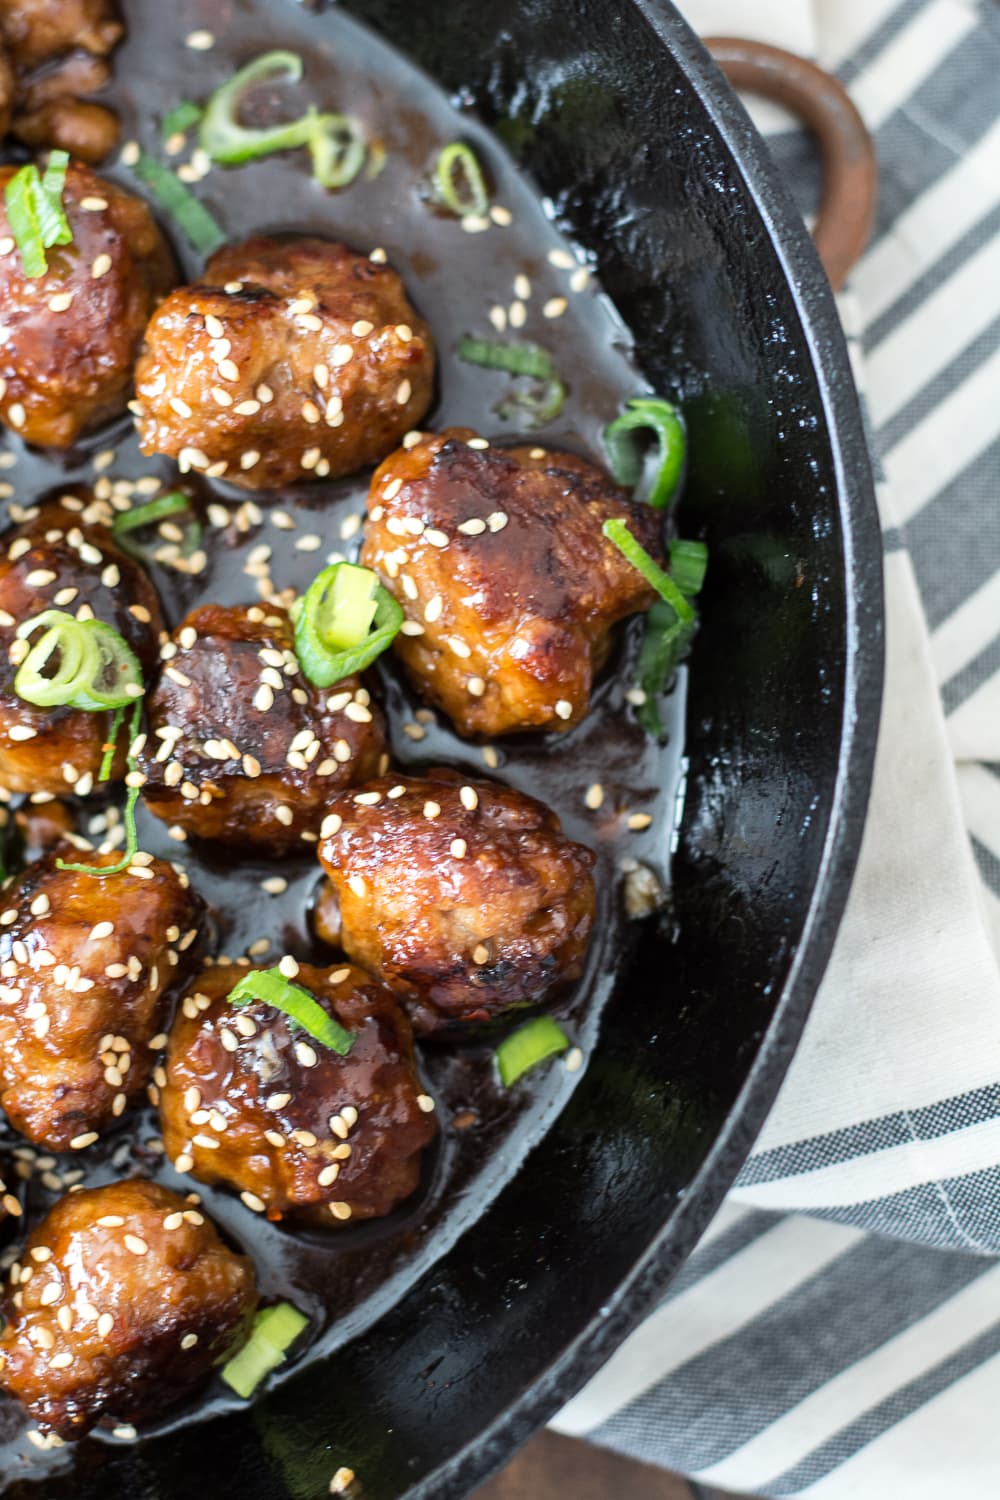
[0, 497, 164, 795]
[316, 771, 596, 1032]
[0, 844, 202, 1151]
[0, 0, 122, 71]
[0, 1179, 256, 1439]
[360, 430, 661, 737]
[0, 161, 174, 447]
[135, 235, 435, 491]
[160, 960, 436, 1226]
[139, 603, 387, 853]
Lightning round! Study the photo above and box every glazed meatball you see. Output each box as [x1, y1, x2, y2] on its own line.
[360, 429, 661, 737]
[13, 97, 119, 163]
[0, 1179, 256, 1439]
[139, 603, 387, 853]
[0, 497, 164, 796]
[134, 235, 435, 491]
[0, 161, 175, 447]
[0, 844, 202, 1151]
[160, 960, 436, 1226]
[0, 0, 122, 70]
[315, 771, 596, 1032]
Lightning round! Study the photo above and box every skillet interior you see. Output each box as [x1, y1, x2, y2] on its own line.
[0, 0, 882, 1495]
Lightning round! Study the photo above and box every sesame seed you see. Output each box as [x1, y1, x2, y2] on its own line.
[267, 1093, 291, 1110]
[80, 196, 108, 212]
[175, 1152, 194, 1172]
[91, 253, 113, 279]
[348, 875, 367, 899]
[458, 518, 487, 535]
[69, 1132, 98, 1150]
[330, 1467, 356, 1494]
[274, 805, 294, 827]
[509, 300, 526, 328]
[565, 1047, 584, 1072]
[169, 396, 193, 418]
[627, 812, 653, 831]
[487, 511, 508, 532]
[342, 1105, 358, 1126]
[514, 274, 531, 300]
[181, 1331, 200, 1348]
[163, 1211, 184, 1230]
[369, 246, 387, 262]
[351, 319, 374, 337]
[210, 386, 233, 407]
[424, 595, 443, 622]
[124, 1234, 148, 1255]
[29, 893, 49, 916]
[585, 783, 605, 810]
[423, 800, 441, 820]
[254, 683, 274, 712]
[329, 1202, 352, 1221]
[220, 1027, 239, 1053]
[467, 676, 486, 696]
[571, 266, 591, 292]
[192, 1134, 220, 1150]
[461, 215, 490, 234]
[279, 954, 299, 979]
[185, 28, 215, 48]
[261, 876, 288, 895]
[2, 1194, 20, 1216]
[548, 248, 575, 269]
[450, 839, 467, 859]
[25, 569, 56, 586]
[48, 292, 74, 312]
[264, 1130, 285, 1148]
[9, 725, 36, 741]
[218, 358, 240, 382]
[543, 296, 568, 319]
[396, 378, 412, 405]
[488, 304, 507, 332]
[554, 699, 573, 720]
[295, 1041, 318, 1068]
[472, 944, 490, 964]
[318, 1163, 341, 1187]
[417, 1094, 435, 1113]
[400, 621, 424, 636]
[459, 786, 479, 811]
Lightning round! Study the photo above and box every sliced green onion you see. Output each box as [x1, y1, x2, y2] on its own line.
[604, 397, 686, 511]
[636, 540, 708, 737]
[4, 151, 73, 279]
[221, 1303, 309, 1399]
[497, 376, 567, 428]
[37, 151, 72, 250]
[199, 51, 365, 189]
[227, 968, 355, 1055]
[307, 112, 366, 190]
[162, 100, 203, 137]
[98, 703, 126, 782]
[434, 142, 489, 218]
[134, 151, 226, 255]
[667, 537, 708, 596]
[602, 519, 693, 622]
[496, 1016, 570, 1087]
[56, 699, 143, 877]
[458, 336, 554, 381]
[293, 563, 403, 689]
[111, 491, 191, 557]
[14, 611, 143, 711]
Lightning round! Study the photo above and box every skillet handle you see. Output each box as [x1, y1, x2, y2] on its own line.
[703, 37, 877, 291]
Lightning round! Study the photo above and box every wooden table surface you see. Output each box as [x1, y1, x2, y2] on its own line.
[472, 1430, 745, 1500]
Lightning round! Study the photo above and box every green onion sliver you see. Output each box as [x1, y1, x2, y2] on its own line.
[199, 51, 366, 189]
[227, 968, 355, 1055]
[134, 151, 226, 255]
[162, 100, 203, 137]
[604, 397, 686, 511]
[56, 699, 144, 878]
[602, 519, 693, 622]
[497, 376, 567, 428]
[221, 1303, 309, 1399]
[496, 1016, 570, 1087]
[14, 611, 143, 710]
[636, 540, 708, 736]
[4, 150, 73, 279]
[434, 142, 489, 219]
[293, 562, 403, 689]
[668, 537, 708, 597]
[457, 335, 554, 381]
[111, 491, 191, 556]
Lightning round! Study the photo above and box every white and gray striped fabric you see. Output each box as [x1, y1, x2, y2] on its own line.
[552, 2, 1000, 1494]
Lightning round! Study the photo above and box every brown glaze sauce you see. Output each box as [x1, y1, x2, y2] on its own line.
[0, 0, 687, 1481]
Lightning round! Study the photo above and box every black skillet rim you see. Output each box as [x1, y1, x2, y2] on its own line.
[410, 3, 885, 1494]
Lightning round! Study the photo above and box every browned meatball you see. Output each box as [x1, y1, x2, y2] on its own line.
[139, 603, 387, 853]
[135, 236, 435, 491]
[316, 771, 596, 1032]
[0, 497, 164, 795]
[0, 0, 122, 70]
[360, 429, 661, 737]
[0, 1179, 256, 1438]
[0, 161, 175, 447]
[13, 97, 119, 163]
[0, 844, 202, 1151]
[160, 960, 436, 1226]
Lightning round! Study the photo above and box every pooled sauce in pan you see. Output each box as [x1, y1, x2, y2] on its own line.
[0, 0, 687, 1481]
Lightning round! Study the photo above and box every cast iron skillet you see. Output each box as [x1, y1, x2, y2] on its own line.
[3, 1, 882, 1495]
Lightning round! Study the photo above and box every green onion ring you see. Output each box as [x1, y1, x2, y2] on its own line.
[111, 491, 191, 556]
[14, 610, 143, 711]
[292, 562, 403, 689]
[604, 397, 686, 511]
[56, 699, 144, 878]
[457, 335, 554, 381]
[434, 142, 489, 218]
[496, 1016, 570, 1086]
[133, 152, 226, 256]
[227, 968, 355, 1055]
[602, 519, 694, 622]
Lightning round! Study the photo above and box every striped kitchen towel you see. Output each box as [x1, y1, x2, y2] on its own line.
[553, 2, 1000, 1495]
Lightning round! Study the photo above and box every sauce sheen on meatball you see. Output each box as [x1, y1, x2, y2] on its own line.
[316, 770, 597, 1032]
[135, 235, 435, 491]
[160, 960, 436, 1225]
[0, 1179, 257, 1438]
